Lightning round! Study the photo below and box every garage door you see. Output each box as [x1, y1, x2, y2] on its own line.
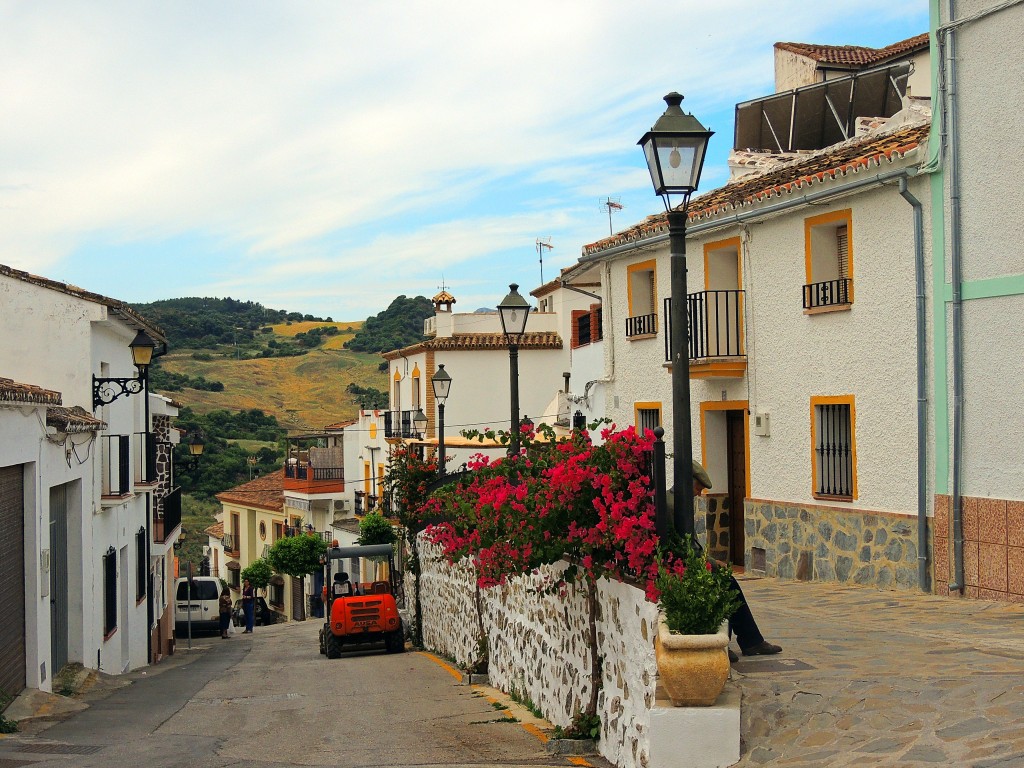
[0, 465, 26, 699]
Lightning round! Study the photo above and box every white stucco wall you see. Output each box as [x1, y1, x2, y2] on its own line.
[414, 537, 658, 768]
[598, 165, 929, 515]
[940, 2, 1024, 500]
[0, 273, 160, 682]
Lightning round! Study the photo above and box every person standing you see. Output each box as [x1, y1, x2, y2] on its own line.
[670, 461, 782, 661]
[218, 584, 233, 639]
[242, 578, 255, 633]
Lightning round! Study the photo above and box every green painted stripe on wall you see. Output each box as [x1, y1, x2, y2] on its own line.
[941, 274, 1024, 302]
[930, 171, 949, 496]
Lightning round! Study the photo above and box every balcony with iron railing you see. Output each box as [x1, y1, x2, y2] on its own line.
[283, 461, 345, 494]
[223, 532, 240, 558]
[101, 434, 132, 501]
[625, 312, 658, 338]
[664, 290, 747, 378]
[383, 409, 424, 439]
[803, 278, 852, 310]
[154, 486, 182, 543]
[134, 431, 158, 486]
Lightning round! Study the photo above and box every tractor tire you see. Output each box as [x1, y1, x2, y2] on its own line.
[318, 627, 326, 655]
[326, 632, 342, 659]
[384, 628, 405, 654]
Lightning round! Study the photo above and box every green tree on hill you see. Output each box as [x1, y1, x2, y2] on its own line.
[346, 295, 433, 353]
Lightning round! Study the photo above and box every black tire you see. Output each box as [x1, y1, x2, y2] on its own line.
[384, 627, 405, 654]
[318, 627, 327, 655]
[326, 632, 342, 659]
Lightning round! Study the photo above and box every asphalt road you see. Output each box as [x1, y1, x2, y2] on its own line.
[1, 621, 594, 768]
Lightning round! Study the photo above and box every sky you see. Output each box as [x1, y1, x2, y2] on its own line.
[0, 1, 928, 321]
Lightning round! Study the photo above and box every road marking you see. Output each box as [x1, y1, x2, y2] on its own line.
[416, 651, 463, 682]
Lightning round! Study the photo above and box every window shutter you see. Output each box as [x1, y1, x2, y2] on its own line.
[836, 225, 849, 279]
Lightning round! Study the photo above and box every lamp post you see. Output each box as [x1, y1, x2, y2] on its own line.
[638, 92, 713, 538]
[92, 329, 160, 408]
[497, 283, 530, 457]
[183, 430, 205, 471]
[431, 364, 452, 476]
[412, 408, 428, 439]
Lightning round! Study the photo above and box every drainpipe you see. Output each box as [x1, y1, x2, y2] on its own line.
[943, 0, 966, 592]
[898, 178, 929, 593]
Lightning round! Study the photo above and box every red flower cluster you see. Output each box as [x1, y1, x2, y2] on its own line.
[422, 424, 673, 598]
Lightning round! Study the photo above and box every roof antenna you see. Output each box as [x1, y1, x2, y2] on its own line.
[601, 197, 624, 236]
[536, 238, 553, 284]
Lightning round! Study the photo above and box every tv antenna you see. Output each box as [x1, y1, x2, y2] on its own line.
[536, 238, 553, 284]
[601, 197, 624, 236]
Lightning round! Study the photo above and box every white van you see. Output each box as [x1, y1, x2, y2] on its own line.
[174, 576, 222, 634]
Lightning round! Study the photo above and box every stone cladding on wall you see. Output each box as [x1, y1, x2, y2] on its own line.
[153, 414, 171, 517]
[413, 536, 659, 768]
[744, 498, 924, 590]
[933, 494, 1024, 601]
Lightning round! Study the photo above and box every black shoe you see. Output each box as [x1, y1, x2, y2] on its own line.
[728, 648, 739, 663]
[742, 641, 782, 656]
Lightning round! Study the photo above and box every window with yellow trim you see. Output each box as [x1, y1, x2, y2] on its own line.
[377, 463, 385, 501]
[363, 461, 372, 497]
[412, 365, 421, 409]
[811, 395, 857, 501]
[626, 259, 658, 337]
[634, 402, 662, 437]
[804, 209, 853, 310]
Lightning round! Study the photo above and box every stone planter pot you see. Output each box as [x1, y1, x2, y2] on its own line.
[654, 616, 730, 707]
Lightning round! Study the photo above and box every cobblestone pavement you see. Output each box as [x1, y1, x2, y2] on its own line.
[729, 575, 1024, 767]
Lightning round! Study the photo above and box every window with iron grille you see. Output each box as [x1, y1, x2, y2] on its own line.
[269, 580, 284, 607]
[136, 527, 146, 601]
[635, 403, 662, 437]
[229, 566, 240, 589]
[103, 547, 117, 636]
[812, 397, 856, 500]
[576, 312, 592, 346]
[804, 209, 853, 310]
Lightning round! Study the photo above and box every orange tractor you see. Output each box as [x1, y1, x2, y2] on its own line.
[319, 543, 405, 658]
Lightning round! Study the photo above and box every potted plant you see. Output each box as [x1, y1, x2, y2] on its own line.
[654, 538, 742, 706]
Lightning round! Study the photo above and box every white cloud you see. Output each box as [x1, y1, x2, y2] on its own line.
[0, 1, 928, 317]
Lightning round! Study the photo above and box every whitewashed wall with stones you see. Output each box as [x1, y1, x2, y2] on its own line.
[411, 536, 659, 768]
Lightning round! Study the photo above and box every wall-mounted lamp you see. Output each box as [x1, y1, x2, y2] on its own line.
[92, 329, 161, 409]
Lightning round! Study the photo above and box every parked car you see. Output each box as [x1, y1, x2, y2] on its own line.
[232, 596, 275, 627]
[174, 576, 221, 635]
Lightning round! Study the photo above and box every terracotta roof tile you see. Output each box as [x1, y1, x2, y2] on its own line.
[0, 262, 165, 339]
[323, 419, 356, 430]
[204, 521, 224, 540]
[215, 469, 284, 512]
[775, 33, 928, 67]
[0, 378, 62, 405]
[583, 122, 929, 257]
[46, 405, 105, 433]
[383, 332, 562, 359]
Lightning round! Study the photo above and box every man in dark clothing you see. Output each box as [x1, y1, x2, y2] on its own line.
[671, 462, 782, 662]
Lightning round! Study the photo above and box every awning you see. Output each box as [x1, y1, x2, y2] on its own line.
[226, 561, 241, 571]
[734, 62, 911, 153]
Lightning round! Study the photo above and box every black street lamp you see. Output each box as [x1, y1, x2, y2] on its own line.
[497, 283, 530, 457]
[431, 364, 452, 476]
[638, 92, 713, 538]
[412, 408, 428, 440]
[92, 329, 161, 408]
[179, 430, 205, 471]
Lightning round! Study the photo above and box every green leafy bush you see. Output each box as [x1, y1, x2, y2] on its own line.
[655, 537, 742, 635]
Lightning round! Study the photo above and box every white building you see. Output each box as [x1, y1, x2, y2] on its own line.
[569, 59, 935, 592]
[0, 263, 180, 701]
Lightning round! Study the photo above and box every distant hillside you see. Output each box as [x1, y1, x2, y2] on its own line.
[132, 297, 334, 349]
[346, 295, 434, 353]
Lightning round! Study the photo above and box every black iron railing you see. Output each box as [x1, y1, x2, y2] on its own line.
[135, 432, 158, 483]
[663, 290, 745, 362]
[285, 464, 344, 481]
[103, 434, 131, 496]
[384, 410, 421, 438]
[625, 313, 657, 337]
[803, 278, 851, 309]
[815, 403, 853, 498]
[157, 487, 182, 542]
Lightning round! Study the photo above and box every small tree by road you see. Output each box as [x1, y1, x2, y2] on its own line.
[241, 558, 273, 596]
[267, 534, 328, 614]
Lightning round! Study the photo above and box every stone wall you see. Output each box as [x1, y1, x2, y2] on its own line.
[744, 498, 924, 590]
[413, 537, 659, 768]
